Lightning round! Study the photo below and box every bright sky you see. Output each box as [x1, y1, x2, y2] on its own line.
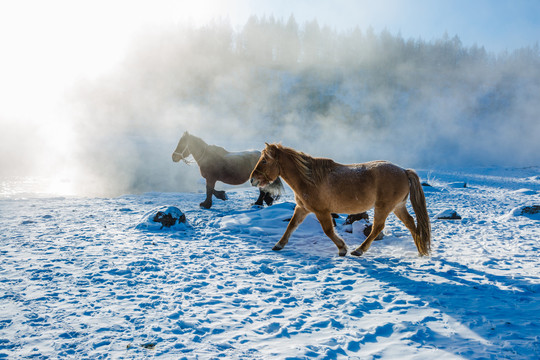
[1, 0, 539, 124]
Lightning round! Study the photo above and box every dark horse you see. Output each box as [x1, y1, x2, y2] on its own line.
[250, 143, 431, 257]
[172, 132, 284, 209]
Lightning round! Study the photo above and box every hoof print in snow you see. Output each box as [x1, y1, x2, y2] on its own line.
[435, 209, 462, 220]
[137, 206, 187, 230]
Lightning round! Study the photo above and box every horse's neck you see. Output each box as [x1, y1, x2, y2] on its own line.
[279, 151, 313, 193]
[189, 136, 209, 163]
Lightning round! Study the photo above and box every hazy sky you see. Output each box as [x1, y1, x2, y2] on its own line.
[1, 0, 538, 124]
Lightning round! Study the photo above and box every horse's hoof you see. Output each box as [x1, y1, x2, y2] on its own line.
[351, 249, 363, 257]
[338, 248, 348, 256]
[272, 245, 283, 251]
[214, 191, 227, 201]
[199, 202, 211, 209]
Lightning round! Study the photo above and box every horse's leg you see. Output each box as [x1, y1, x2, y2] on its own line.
[315, 212, 348, 256]
[263, 191, 274, 206]
[394, 202, 425, 255]
[213, 189, 228, 201]
[253, 189, 265, 206]
[351, 205, 392, 256]
[200, 179, 215, 209]
[393, 202, 417, 237]
[273, 206, 309, 251]
[331, 213, 339, 227]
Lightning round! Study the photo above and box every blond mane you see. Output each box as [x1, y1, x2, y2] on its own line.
[272, 144, 335, 185]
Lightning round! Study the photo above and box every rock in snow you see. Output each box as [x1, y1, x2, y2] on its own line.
[507, 205, 540, 220]
[343, 213, 384, 240]
[136, 206, 187, 230]
[435, 209, 462, 220]
[344, 212, 370, 225]
[447, 181, 467, 188]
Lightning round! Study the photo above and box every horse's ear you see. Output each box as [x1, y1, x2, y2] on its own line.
[264, 143, 278, 159]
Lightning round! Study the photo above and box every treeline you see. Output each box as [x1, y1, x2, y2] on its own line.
[91, 15, 540, 133]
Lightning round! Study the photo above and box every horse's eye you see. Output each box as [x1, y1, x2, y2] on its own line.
[261, 160, 267, 165]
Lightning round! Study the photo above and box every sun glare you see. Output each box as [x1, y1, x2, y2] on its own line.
[0, 0, 239, 121]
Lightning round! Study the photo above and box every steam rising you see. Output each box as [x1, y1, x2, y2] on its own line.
[17, 17, 540, 195]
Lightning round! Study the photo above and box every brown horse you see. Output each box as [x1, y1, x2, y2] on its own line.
[172, 132, 283, 209]
[250, 143, 431, 257]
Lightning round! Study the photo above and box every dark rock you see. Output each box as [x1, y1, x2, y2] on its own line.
[362, 223, 384, 240]
[344, 212, 369, 225]
[447, 182, 467, 188]
[343, 212, 383, 240]
[506, 205, 540, 220]
[153, 211, 185, 227]
[436, 209, 462, 220]
[521, 205, 540, 215]
[137, 206, 187, 230]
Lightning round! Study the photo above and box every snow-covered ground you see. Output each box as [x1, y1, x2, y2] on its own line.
[1, 167, 539, 359]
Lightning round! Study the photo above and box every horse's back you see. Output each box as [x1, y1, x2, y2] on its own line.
[209, 145, 229, 156]
[320, 160, 409, 213]
[224, 150, 261, 166]
[365, 160, 408, 179]
[213, 149, 261, 184]
[330, 160, 404, 183]
[225, 149, 260, 159]
[355, 160, 409, 193]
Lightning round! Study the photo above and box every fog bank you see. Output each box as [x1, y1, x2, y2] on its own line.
[69, 17, 540, 195]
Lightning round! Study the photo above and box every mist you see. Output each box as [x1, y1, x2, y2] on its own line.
[50, 17, 540, 195]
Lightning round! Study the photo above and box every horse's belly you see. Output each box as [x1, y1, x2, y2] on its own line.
[329, 190, 376, 213]
[218, 152, 260, 185]
[219, 166, 252, 185]
[321, 171, 378, 213]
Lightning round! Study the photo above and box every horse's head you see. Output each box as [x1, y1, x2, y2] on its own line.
[172, 131, 191, 163]
[250, 143, 280, 188]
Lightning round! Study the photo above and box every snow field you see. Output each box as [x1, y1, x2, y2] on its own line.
[0, 168, 539, 359]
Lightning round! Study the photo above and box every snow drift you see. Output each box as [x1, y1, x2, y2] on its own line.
[1, 167, 539, 358]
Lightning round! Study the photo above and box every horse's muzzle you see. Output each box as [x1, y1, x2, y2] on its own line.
[172, 153, 181, 162]
[250, 177, 260, 187]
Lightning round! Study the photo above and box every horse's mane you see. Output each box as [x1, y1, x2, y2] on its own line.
[272, 144, 335, 185]
[208, 145, 228, 156]
[189, 134, 228, 156]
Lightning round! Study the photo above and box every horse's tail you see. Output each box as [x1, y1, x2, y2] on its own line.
[262, 177, 285, 200]
[406, 169, 431, 256]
